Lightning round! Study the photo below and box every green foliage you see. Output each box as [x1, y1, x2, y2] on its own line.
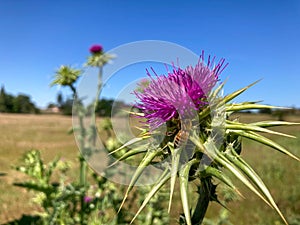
[56, 92, 64, 108]
[13, 150, 123, 225]
[136, 185, 169, 225]
[59, 97, 74, 115]
[5, 215, 42, 225]
[12, 147, 171, 224]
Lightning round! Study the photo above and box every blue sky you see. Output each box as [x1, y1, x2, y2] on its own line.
[0, 0, 300, 108]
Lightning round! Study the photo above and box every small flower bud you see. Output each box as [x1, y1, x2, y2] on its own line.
[84, 196, 93, 203]
[89, 44, 103, 54]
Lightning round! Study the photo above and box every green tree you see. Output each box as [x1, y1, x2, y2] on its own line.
[12, 94, 39, 113]
[60, 97, 73, 115]
[56, 92, 64, 108]
[0, 86, 39, 113]
[0, 85, 6, 112]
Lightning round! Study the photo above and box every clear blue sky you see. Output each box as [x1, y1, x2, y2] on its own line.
[0, 0, 300, 108]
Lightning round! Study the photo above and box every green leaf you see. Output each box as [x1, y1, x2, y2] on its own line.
[199, 80, 260, 121]
[225, 120, 295, 138]
[122, 109, 145, 117]
[168, 144, 183, 212]
[204, 139, 272, 208]
[179, 159, 199, 225]
[228, 130, 300, 161]
[108, 145, 148, 168]
[118, 149, 160, 213]
[226, 103, 285, 112]
[108, 136, 149, 155]
[130, 168, 171, 224]
[13, 182, 56, 195]
[226, 146, 288, 225]
[222, 80, 261, 104]
[209, 80, 226, 100]
[189, 131, 206, 153]
[202, 166, 243, 198]
[250, 120, 300, 128]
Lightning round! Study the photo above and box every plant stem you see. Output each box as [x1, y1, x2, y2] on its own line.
[94, 66, 103, 111]
[191, 178, 213, 225]
[70, 84, 87, 223]
[79, 155, 86, 186]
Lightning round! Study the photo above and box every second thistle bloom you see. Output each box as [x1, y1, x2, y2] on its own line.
[86, 44, 115, 67]
[134, 53, 227, 129]
[89, 44, 103, 54]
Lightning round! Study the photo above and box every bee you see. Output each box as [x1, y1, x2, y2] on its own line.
[174, 119, 192, 148]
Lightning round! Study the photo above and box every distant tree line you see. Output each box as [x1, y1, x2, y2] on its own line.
[241, 107, 300, 121]
[46, 92, 73, 115]
[49, 92, 130, 116]
[94, 98, 130, 117]
[259, 107, 300, 121]
[0, 86, 40, 114]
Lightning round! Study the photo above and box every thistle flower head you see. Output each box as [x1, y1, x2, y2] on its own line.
[134, 52, 227, 129]
[89, 44, 103, 54]
[86, 44, 115, 67]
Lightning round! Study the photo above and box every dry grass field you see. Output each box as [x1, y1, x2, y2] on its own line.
[0, 114, 78, 223]
[0, 113, 300, 224]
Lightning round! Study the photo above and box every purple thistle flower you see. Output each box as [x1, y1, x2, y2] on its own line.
[84, 196, 93, 203]
[134, 52, 227, 129]
[89, 44, 103, 54]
